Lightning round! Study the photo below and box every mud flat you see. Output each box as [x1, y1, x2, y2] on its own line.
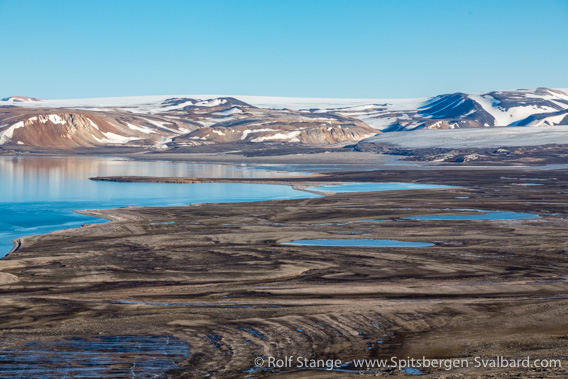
[1, 168, 567, 377]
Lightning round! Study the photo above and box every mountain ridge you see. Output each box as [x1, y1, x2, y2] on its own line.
[1, 88, 567, 151]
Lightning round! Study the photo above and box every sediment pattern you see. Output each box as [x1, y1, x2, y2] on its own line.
[0, 169, 567, 377]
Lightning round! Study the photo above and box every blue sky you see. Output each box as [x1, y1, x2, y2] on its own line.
[1, 0, 567, 99]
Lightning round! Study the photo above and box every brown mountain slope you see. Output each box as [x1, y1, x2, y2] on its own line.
[0, 97, 378, 150]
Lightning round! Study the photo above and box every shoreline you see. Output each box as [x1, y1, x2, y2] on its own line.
[3, 134, 568, 169]
[1, 164, 567, 377]
[4, 175, 447, 261]
[5, 163, 563, 261]
[2, 181, 325, 260]
[2, 171, 339, 260]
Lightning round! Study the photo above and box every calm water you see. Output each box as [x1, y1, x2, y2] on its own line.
[283, 239, 434, 247]
[0, 156, 318, 257]
[0, 336, 189, 377]
[306, 182, 452, 193]
[403, 209, 540, 221]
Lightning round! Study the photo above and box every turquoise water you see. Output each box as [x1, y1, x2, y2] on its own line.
[403, 209, 540, 221]
[0, 156, 318, 257]
[306, 182, 452, 193]
[282, 239, 434, 247]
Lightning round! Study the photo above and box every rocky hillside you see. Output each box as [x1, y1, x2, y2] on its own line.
[0, 107, 198, 149]
[167, 98, 375, 146]
[2, 88, 567, 151]
[0, 96, 376, 150]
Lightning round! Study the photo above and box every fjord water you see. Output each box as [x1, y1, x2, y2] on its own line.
[0, 156, 316, 257]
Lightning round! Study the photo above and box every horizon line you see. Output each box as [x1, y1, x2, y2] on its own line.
[4, 86, 568, 102]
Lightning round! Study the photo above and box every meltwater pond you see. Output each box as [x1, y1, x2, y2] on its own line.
[306, 182, 452, 193]
[0, 156, 319, 257]
[403, 209, 540, 221]
[283, 239, 434, 247]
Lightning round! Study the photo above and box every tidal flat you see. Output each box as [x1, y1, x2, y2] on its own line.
[1, 168, 567, 377]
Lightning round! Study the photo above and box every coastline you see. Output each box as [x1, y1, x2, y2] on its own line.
[3, 141, 568, 168]
[0, 176, 424, 262]
[1, 166, 567, 376]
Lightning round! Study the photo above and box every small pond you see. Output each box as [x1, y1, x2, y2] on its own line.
[403, 209, 539, 221]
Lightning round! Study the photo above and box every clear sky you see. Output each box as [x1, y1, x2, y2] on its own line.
[1, 0, 567, 99]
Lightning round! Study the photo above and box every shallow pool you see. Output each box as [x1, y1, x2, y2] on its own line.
[403, 209, 540, 221]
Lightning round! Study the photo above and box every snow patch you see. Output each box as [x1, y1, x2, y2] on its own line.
[213, 107, 243, 116]
[28, 114, 67, 125]
[0, 121, 25, 144]
[47, 114, 65, 125]
[141, 118, 179, 133]
[159, 100, 196, 112]
[299, 116, 334, 122]
[469, 94, 557, 126]
[211, 116, 236, 125]
[126, 122, 156, 134]
[155, 137, 173, 149]
[240, 128, 277, 140]
[251, 130, 301, 142]
[360, 116, 400, 130]
[525, 114, 568, 127]
[87, 118, 99, 130]
[194, 98, 227, 107]
[94, 132, 139, 144]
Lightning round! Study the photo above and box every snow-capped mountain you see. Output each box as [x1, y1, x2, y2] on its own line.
[0, 96, 375, 149]
[0, 107, 198, 149]
[307, 88, 568, 131]
[1, 96, 43, 103]
[1, 88, 567, 150]
[165, 97, 375, 146]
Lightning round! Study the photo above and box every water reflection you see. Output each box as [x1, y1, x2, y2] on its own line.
[0, 156, 307, 203]
[0, 156, 317, 257]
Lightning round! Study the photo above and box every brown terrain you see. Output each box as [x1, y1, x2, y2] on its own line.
[2, 88, 567, 155]
[0, 167, 567, 377]
[0, 97, 376, 151]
